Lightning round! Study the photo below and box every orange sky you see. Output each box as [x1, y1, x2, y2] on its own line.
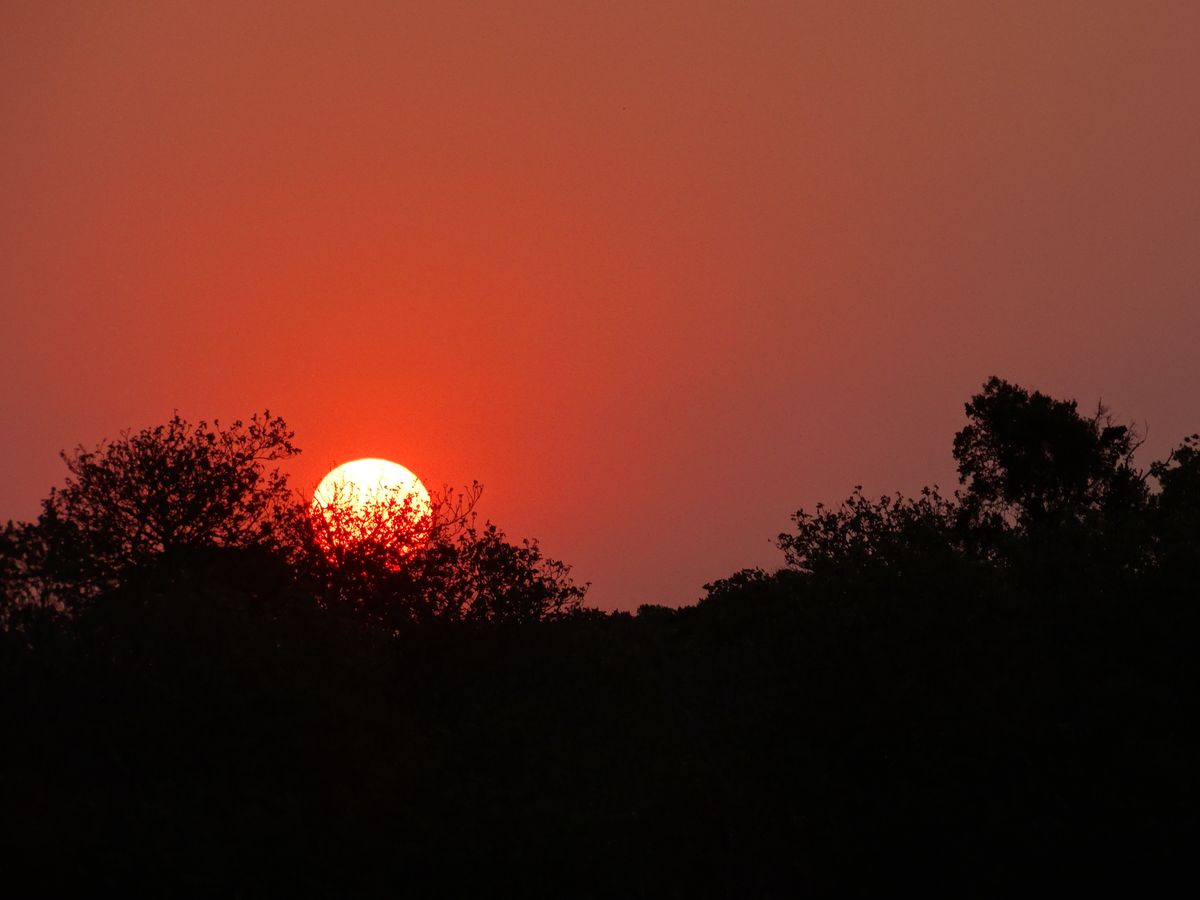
[3, 2, 1199, 609]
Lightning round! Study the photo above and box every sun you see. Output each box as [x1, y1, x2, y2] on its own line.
[312, 458, 432, 553]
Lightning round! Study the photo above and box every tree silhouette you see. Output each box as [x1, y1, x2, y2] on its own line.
[425, 520, 587, 624]
[778, 485, 962, 581]
[951, 377, 1152, 583]
[1150, 433, 1200, 580]
[0, 411, 586, 633]
[769, 377, 1186, 593]
[1, 412, 298, 620]
[953, 376, 1147, 531]
[295, 474, 448, 615]
[0, 520, 53, 635]
[293, 480, 585, 628]
[1, 377, 1195, 896]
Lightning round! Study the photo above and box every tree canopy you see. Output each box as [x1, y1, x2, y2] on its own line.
[0, 411, 585, 632]
[752, 376, 1195, 599]
[953, 376, 1149, 543]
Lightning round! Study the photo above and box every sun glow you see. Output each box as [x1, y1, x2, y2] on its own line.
[312, 458, 432, 553]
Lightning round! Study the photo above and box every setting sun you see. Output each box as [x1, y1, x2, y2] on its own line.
[313, 458, 431, 517]
[312, 458, 433, 554]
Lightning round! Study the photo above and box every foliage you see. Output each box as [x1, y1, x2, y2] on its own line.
[1, 412, 586, 633]
[2, 412, 299, 616]
[952, 376, 1147, 531]
[771, 377, 1169, 590]
[1150, 432, 1200, 519]
[778, 485, 963, 582]
[294, 480, 474, 608]
[1150, 433, 1200, 577]
[1, 376, 1197, 895]
[0, 520, 54, 634]
[431, 520, 587, 624]
[294, 482, 585, 628]
[306, 475, 438, 562]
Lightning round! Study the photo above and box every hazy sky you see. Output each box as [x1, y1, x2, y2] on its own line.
[3, 1, 1198, 609]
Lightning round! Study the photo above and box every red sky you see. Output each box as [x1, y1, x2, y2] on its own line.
[3, 2, 1198, 609]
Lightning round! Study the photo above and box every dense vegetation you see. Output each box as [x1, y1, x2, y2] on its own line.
[1, 378, 1196, 896]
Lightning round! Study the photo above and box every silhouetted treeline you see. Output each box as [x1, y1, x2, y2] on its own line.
[1, 378, 1196, 897]
[0, 411, 585, 635]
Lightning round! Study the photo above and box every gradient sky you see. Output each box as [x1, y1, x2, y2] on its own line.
[3, 1, 1198, 609]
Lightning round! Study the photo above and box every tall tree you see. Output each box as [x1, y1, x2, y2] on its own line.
[952, 377, 1147, 533]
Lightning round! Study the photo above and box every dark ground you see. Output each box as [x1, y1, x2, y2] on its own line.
[2, 553, 1194, 898]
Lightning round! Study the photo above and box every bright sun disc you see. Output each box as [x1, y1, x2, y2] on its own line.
[313, 459, 432, 552]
